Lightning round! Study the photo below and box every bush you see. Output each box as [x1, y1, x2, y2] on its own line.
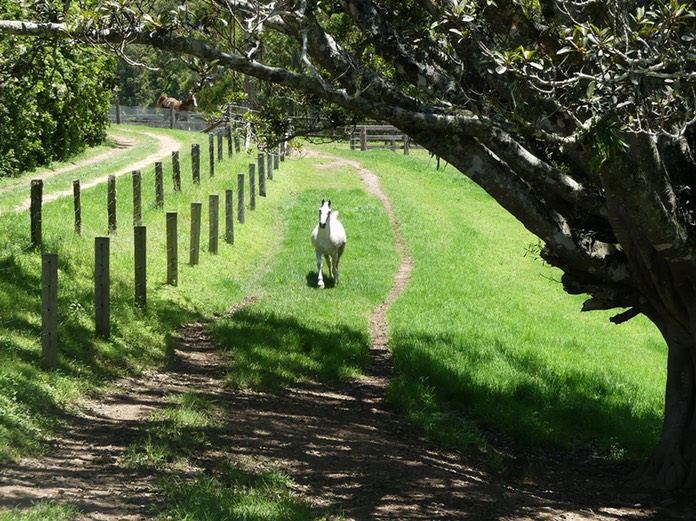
[0, 1, 115, 177]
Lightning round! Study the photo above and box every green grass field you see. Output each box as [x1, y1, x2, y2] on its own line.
[0, 128, 667, 518]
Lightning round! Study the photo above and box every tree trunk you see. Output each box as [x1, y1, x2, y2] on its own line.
[634, 318, 696, 489]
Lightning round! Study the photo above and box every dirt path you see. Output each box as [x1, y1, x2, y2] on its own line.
[0, 148, 693, 519]
[4, 129, 181, 213]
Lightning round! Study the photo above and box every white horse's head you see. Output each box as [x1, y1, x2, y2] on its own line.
[318, 199, 332, 229]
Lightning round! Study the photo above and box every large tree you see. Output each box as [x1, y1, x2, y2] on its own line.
[3, 0, 696, 489]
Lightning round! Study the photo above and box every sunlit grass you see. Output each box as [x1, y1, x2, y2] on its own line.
[321, 144, 666, 461]
[0, 502, 79, 520]
[157, 471, 335, 521]
[0, 127, 164, 213]
[212, 164, 399, 390]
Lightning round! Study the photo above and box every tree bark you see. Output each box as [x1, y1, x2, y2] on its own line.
[634, 318, 696, 489]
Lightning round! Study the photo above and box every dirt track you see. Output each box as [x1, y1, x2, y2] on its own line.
[0, 140, 694, 519]
[3, 129, 181, 213]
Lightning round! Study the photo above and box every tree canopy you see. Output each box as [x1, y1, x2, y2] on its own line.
[0, 1, 115, 177]
[2, 0, 696, 489]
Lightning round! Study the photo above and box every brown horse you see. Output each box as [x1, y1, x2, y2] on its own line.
[156, 93, 197, 129]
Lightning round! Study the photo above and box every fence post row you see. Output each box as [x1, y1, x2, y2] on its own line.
[73, 179, 82, 235]
[41, 253, 58, 370]
[95, 237, 110, 339]
[32, 117, 293, 371]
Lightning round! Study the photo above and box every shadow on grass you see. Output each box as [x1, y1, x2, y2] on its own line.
[0, 248, 205, 459]
[212, 306, 370, 391]
[389, 330, 663, 460]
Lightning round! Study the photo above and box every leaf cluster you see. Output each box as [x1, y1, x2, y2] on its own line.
[0, 0, 115, 178]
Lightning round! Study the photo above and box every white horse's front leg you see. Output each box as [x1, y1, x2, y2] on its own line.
[333, 254, 340, 285]
[316, 251, 325, 288]
[325, 254, 333, 281]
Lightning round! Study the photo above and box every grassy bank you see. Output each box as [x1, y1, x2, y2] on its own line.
[320, 144, 666, 461]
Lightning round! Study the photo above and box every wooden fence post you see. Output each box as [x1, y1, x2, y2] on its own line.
[134, 226, 147, 310]
[226, 107, 234, 157]
[94, 237, 110, 339]
[73, 180, 82, 235]
[267, 152, 273, 180]
[217, 132, 224, 162]
[192, 144, 201, 184]
[360, 127, 367, 151]
[237, 174, 245, 224]
[30, 179, 43, 248]
[108, 175, 117, 234]
[166, 212, 178, 286]
[249, 164, 256, 210]
[225, 189, 234, 245]
[209, 194, 219, 255]
[209, 133, 215, 178]
[41, 253, 58, 370]
[155, 162, 164, 208]
[169, 104, 175, 129]
[172, 151, 181, 192]
[234, 133, 241, 153]
[257, 153, 266, 197]
[132, 170, 142, 227]
[274, 152, 279, 170]
[190, 202, 202, 266]
[403, 135, 410, 155]
[115, 99, 121, 125]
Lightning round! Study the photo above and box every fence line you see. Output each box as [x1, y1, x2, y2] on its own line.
[30, 128, 287, 370]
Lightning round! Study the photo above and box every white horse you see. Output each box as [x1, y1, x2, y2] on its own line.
[311, 199, 347, 288]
